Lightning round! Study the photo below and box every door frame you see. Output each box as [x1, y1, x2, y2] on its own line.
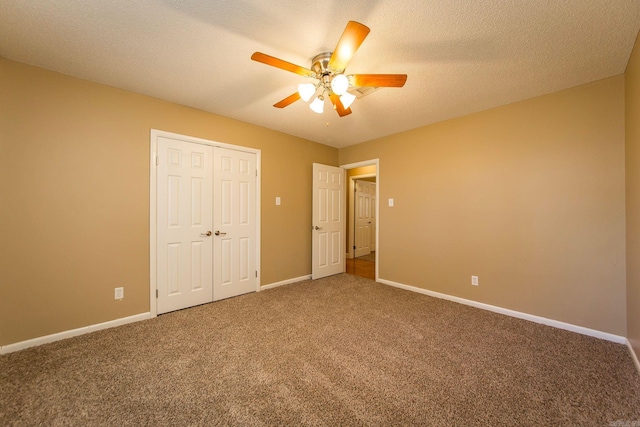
[341, 159, 379, 281]
[149, 129, 261, 317]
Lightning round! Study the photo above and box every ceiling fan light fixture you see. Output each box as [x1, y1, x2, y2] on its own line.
[340, 91, 356, 109]
[330, 74, 349, 95]
[251, 21, 406, 118]
[298, 83, 316, 102]
[310, 95, 325, 114]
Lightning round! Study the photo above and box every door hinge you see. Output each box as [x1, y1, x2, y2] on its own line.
[156, 289, 158, 298]
[155, 155, 159, 166]
[255, 271, 258, 278]
[353, 245, 356, 250]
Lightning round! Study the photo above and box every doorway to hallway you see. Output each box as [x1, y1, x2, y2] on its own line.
[343, 160, 378, 281]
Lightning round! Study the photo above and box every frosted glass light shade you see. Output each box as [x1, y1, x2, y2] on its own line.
[340, 91, 356, 109]
[331, 74, 349, 95]
[309, 95, 324, 113]
[298, 83, 316, 102]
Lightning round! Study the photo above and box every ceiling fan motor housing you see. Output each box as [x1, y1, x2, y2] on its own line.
[311, 52, 336, 76]
[311, 52, 343, 93]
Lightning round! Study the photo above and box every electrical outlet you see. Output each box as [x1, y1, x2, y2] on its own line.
[115, 287, 124, 300]
[471, 276, 479, 286]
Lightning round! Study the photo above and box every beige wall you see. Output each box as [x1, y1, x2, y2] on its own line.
[340, 76, 627, 335]
[626, 32, 640, 361]
[0, 58, 338, 346]
[1, 53, 634, 347]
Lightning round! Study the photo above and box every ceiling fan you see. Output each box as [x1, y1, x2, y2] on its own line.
[251, 21, 407, 117]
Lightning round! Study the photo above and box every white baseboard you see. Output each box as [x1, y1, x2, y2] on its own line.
[378, 278, 626, 344]
[3, 280, 630, 357]
[261, 275, 311, 291]
[2, 275, 311, 354]
[0, 312, 152, 355]
[628, 339, 640, 374]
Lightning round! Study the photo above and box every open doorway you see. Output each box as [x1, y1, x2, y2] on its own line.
[342, 160, 378, 280]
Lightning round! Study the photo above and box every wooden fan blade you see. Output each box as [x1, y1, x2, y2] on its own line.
[251, 52, 316, 78]
[350, 74, 408, 88]
[329, 93, 352, 117]
[328, 21, 370, 72]
[274, 92, 301, 108]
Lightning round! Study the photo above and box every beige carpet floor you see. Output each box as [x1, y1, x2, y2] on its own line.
[1, 274, 639, 426]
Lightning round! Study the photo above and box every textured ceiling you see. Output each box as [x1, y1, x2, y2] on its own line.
[1, 1, 639, 148]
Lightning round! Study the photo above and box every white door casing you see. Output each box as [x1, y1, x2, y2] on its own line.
[312, 163, 345, 279]
[213, 147, 257, 301]
[371, 185, 376, 252]
[156, 137, 214, 314]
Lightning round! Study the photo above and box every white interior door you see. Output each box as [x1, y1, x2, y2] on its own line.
[354, 180, 375, 258]
[213, 147, 257, 300]
[312, 163, 345, 279]
[156, 137, 213, 314]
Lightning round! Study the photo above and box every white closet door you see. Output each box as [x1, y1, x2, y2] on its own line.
[213, 147, 257, 301]
[156, 137, 213, 314]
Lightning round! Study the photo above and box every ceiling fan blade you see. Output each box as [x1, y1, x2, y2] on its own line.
[328, 21, 370, 72]
[251, 52, 316, 78]
[273, 92, 301, 108]
[329, 93, 352, 117]
[350, 74, 408, 88]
